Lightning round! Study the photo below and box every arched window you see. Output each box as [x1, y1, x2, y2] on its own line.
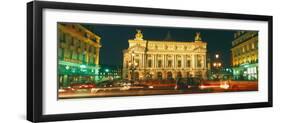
[158, 60, 162, 68]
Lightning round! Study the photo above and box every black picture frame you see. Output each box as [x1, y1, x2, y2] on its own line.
[27, 1, 273, 122]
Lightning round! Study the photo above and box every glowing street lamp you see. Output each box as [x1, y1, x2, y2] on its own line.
[105, 69, 109, 72]
[215, 54, 219, 59]
[213, 62, 222, 68]
[213, 63, 217, 67]
[213, 61, 222, 80]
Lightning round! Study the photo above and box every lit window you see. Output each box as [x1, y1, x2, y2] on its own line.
[178, 60, 181, 68]
[168, 60, 172, 68]
[135, 59, 140, 67]
[186, 60, 191, 68]
[158, 60, 162, 68]
[148, 60, 152, 68]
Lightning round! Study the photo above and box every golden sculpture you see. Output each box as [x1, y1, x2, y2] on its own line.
[195, 32, 202, 41]
[135, 29, 143, 40]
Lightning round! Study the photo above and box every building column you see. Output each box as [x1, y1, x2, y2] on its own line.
[162, 55, 165, 69]
[139, 71, 144, 80]
[153, 70, 157, 80]
[203, 54, 206, 69]
[151, 54, 153, 68]
[128, 71, 131, 80]
[192, 55, 194, 69]
[163, 55, 166, 68]
[183, 55, 186, 68]
[163, 71, 167, 80]
[173, 55, 176, 68]
[154, 54, 157, 68]
[155, 54, 158, 68]
[192, 54, 196, 69]
[172, 71, 177, 79]
[143, 53, 146, 68]
[95, 48, 100, 65]
[181, 55, 184, 68]
[182, 70, 187, 78]
[192, 54, 196, 77]
[122, 55, 126, 79]
[141, 54, 144, 68]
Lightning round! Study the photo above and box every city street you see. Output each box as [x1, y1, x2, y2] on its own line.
[58, 80, 258, 99]
[56, 24, 260, 100]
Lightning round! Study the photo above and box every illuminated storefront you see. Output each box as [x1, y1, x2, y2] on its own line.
[58, 23, 101, 87]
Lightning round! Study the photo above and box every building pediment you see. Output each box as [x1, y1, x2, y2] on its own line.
[193, 46, 206, 52]
[128, 44, 146, 52]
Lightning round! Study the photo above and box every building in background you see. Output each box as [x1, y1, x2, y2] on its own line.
[98, 65, 122, 81]
[207, 52, 233, 80]
[122, 30, 207, 81]
[58, 23, 101, 87]
[231, 31, 258, 80]
[208, 52, 222, 80]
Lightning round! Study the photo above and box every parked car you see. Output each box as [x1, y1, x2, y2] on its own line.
[175, 77, 202, 90]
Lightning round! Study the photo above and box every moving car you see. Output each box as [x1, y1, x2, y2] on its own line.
[70, 83, 96, 89]
[58, 86, 76, 93]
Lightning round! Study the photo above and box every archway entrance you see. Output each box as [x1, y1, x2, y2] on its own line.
[195, 71, 202, 78]
[130, 72, 139, 81]
[186, 72, 191, 78]
[134, 72, 139, 80]
[157, 72, 162, 80]
[167, 72, 173, 80]
[176, 72, 182, 78]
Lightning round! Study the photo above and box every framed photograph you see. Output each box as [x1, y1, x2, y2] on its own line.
[27, 1, 273, 122]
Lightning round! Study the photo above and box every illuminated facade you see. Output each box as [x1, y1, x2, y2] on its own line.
[231, 31, 258, 80]
[58, 23, 101, 87]
[123, 30, 207, 80]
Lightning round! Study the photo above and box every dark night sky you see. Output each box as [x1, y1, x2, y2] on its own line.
[83, 23, 237, 67]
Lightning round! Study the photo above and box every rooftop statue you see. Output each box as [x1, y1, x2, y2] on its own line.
[135, 29, 143, 40]
[195, 32, 202, 41]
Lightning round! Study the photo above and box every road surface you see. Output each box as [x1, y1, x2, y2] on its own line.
[58, 80, 258, 99]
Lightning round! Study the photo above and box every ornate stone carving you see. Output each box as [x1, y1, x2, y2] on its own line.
[195, 32, 202, 41]
[135, 29, 143, 40]
[124, 31, 207, 80]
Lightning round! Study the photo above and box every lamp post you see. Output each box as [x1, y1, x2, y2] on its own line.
[129, 51, 138, 82]
[212, 53, 222, 80]
[213, 61, 222, 80]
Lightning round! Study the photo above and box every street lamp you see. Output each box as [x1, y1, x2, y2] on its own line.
[213, 62, 221, 68]
[215, 54, 219, 59]
[213, 61, 222, 80]
[105, 69, 109, 72]
[129, 51, 138, 82]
